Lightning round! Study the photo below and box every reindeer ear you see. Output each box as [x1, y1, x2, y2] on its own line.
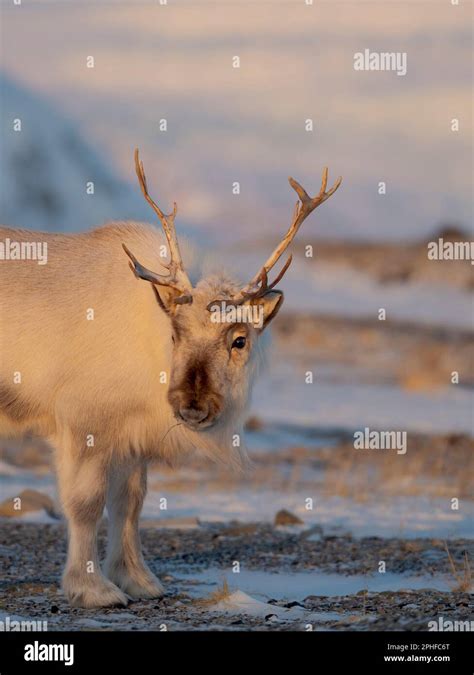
[251, 290, 284, 330]
[152, 285, 182, 315]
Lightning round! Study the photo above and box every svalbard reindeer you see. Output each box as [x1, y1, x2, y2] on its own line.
[0, 150, 341, 607]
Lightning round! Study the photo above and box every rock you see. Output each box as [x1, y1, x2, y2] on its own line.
[244, 415, 264, 431]
[0, 438, 52, 471]
[0, 489, 60, 519]
[274, 509, 303, 526]
[1, 519, 472, 631]
[265, 614, 278, 621]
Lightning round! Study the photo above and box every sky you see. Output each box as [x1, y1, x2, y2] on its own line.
[1, 0, 472, 243]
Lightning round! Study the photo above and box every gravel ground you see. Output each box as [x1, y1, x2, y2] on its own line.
[1, 521, 472, 631]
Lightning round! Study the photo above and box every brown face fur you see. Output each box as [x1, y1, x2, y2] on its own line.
[157, 277, 283, 431]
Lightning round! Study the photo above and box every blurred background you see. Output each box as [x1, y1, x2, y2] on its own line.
[0, 0, 473, 539]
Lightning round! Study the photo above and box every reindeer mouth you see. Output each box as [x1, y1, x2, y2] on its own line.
[175, 409, 218, 431]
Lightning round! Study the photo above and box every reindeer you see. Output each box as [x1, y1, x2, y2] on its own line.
[0, 150, 341, 607]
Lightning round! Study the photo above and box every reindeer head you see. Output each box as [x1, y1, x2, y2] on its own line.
[124, 150, 341, 432]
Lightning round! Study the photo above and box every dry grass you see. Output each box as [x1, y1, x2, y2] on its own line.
[319, 435, 474, 501]
[445, 543, 472, 593]
[194, 578, 232, 607]
[147, 433, 474, 506]
[274, 313, 474, 390]
[398, 345, 455, 392]
[402, 541, 424, 553]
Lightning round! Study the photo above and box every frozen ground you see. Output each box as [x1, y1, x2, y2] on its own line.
[0, 521, 472, 631]
[176, 568, 456, 600]
[2, 471, 473, 541]
[254, 366, 474, 436]
[2, 427, 473, 541]
[2, 417, 472, 630]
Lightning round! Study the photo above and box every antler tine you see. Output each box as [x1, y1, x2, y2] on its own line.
[235, 168, 342, 303]
[267, 253, 292, 289]
[127, 148, 192, 291]
[122, 150, 193, 303]
[133, 149, 191, 289]
[320, 166, 328, 194]
[326, 175, 343, 198]
[134, 148, 165, 221]
[241, 254, 293, 302]
[122, 244, 184, 292]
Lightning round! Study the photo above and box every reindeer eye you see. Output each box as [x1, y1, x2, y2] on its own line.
[232, 336, 246, 350]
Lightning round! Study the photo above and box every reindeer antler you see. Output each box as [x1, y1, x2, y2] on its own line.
[230, 168, 342, 304]
[122, 149, 193, 303]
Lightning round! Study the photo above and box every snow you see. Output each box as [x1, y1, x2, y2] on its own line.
[177, 568, 455, 610]
[206, 590, 348, 623]
[253, 375, 474, 436]
[0, 74, 145, 232]
[2, 464, 472, 539]
[142, 490, 473, 540]
[180, 569, 454, 602]
[212, 590, 292, 618]
[0, 460, 23, 476]
[74, 614, 145, 629]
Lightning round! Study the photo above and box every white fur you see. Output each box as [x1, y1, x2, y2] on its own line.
[0, 221, 276, 607]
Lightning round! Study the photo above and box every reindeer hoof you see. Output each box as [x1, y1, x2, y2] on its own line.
[62, 572, 129, 608]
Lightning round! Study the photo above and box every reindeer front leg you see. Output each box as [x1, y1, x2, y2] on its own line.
[104, 461, 164, 599]
[54, 447, 128, 608]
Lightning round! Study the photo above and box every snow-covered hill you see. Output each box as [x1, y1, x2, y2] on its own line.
[0, 74, 144, 232]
